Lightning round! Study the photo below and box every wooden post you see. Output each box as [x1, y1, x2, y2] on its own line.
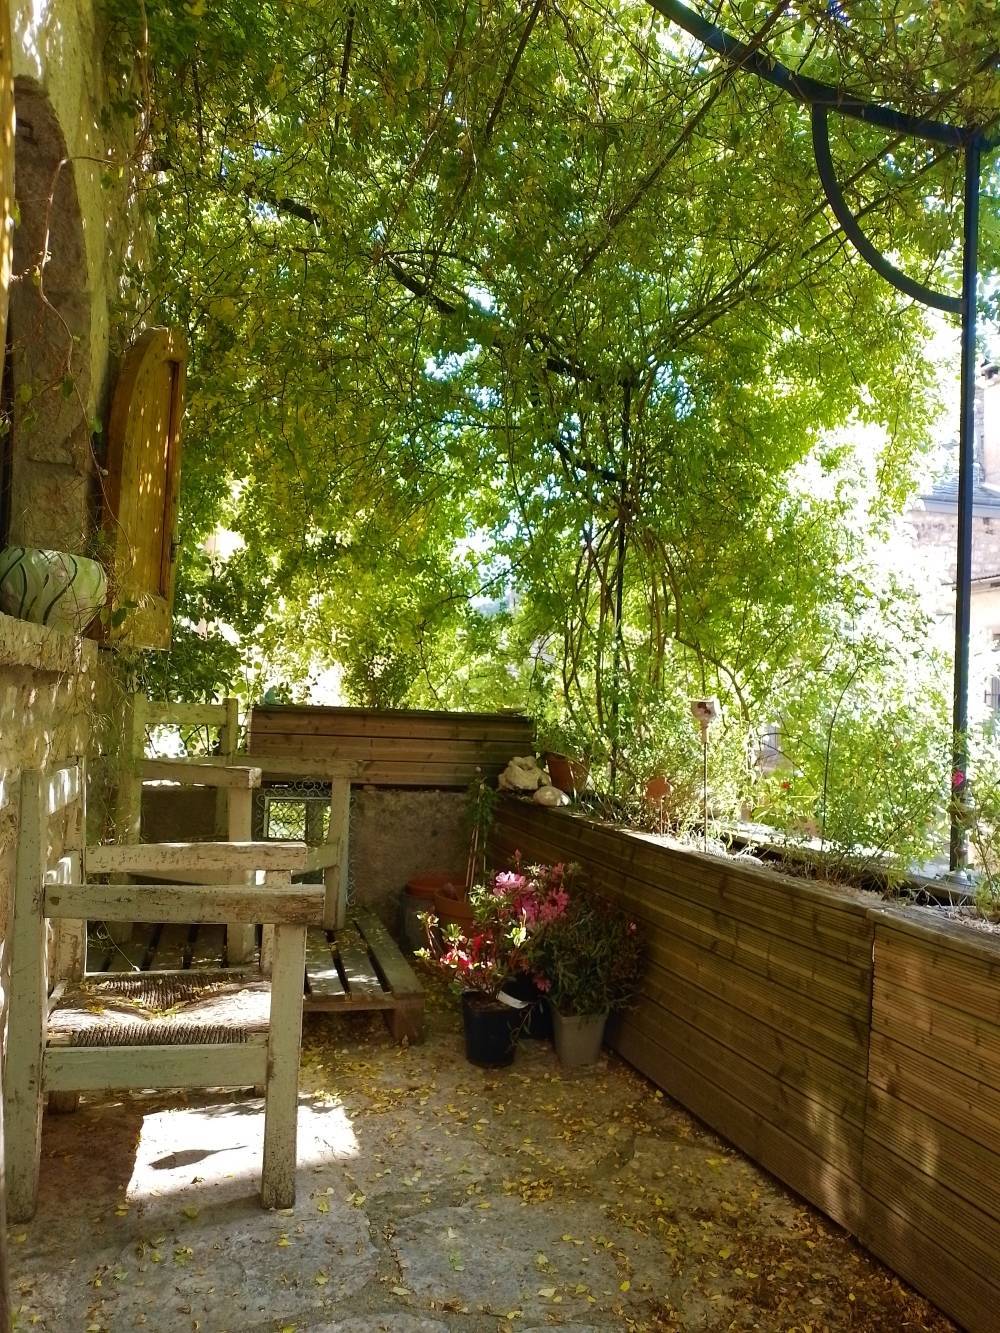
[108, 694, 147, 946]
[116, 693, 147, 845]
[226, 785, 256, 965]
[260, 873, 306, 1210]
[214, 696, 240, 838]
[51, 758, 86, 986]
[324, 778, 351, 931]
[0, 0, 11, 1313]
[5, 769, 48, 1221]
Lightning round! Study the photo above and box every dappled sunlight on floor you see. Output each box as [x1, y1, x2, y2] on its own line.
[7, 980, 956, 1332]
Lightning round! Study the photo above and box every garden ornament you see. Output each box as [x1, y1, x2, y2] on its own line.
[533, 783, 570, 807]
[499, 755, 551, 792]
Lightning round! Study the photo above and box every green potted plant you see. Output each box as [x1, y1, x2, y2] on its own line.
[531, 887, 644, 1068]
[421, 861, 572, 1066]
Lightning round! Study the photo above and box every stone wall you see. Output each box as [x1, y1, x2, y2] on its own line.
[142, 785, 469, 926]
[347, 788, 468, 919]
[7, 0, 134, 551]
[907, 509, 1000, 588]
[0, 0, 136, 1025]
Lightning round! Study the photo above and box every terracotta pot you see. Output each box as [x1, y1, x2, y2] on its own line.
[406, 869, 464, 900]
[644, 775, 673, 805]
[434, 887, 475, 934]
[403, 871, 464, 955]
[545, 752, 590, 796]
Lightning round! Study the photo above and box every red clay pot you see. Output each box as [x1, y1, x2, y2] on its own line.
[406, 870, 464, 900]
[645, 775, 673, 805]
[434, 887, 475, 933]
[545, 752, 590, 796]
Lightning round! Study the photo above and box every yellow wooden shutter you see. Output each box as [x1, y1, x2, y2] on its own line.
[102, 327, 186, 648]
[0, 0, 12, 360]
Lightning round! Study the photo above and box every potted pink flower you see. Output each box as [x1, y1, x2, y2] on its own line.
[421, 860, 573, 1067]
[530, 888, 644, 1068]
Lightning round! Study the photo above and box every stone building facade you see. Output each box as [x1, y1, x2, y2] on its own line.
[906, 369, 1000, 722]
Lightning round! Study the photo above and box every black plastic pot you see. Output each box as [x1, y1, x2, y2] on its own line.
[461, 991, 521, 1067]
[503, 974, 554, 1041]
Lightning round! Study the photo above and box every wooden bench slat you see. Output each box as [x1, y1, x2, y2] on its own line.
[354, 910, 423, 998]
[150, 923, 191, 970]
[304, 930, 346, 999]
[105, 921, 155, 973]
[187, 923, 228, 970]
[335, 938, 385, 1000]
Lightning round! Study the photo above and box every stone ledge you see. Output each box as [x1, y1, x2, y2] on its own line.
[0, 612, 97, 674]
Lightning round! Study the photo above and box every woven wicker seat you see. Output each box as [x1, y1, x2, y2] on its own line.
[47, 975, 271, 1048]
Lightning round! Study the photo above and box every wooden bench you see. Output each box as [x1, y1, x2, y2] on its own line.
[4, 761, 317, 1221]
[301, 909, 424, 1042]
[87, 840, 427, 1044]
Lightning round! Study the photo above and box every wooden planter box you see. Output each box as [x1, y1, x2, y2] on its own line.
[493, 799, 1000, 1333]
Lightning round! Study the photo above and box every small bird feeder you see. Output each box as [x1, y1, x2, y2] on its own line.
[689, 697, 720, 850]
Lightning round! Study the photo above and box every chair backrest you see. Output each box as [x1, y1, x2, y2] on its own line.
[59, 838, 319, 928]
[117, 695, 241, 844]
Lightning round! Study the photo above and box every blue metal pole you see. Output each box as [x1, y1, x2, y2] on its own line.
[950, 137, 982, 873]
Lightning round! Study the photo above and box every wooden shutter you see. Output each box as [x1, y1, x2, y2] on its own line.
[102, 327, 186, 648]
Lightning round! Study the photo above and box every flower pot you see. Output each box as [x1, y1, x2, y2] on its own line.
[545, 752, 590, 797]
[503, 974, 553, 1041]
[645, 775, 673, 805]
[435, 887, 475, 935]
[406, 870, 464, 899]
[0, 545, 107, 632]
[461, 991, 521, 1067]
[402, 871, 462, 953]
[552, 1009, 608, 1068]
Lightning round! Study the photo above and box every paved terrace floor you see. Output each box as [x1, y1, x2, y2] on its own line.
[9, 980, 954, 1333]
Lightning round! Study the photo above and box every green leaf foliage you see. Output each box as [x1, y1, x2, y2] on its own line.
[99, 0, 1000, 861]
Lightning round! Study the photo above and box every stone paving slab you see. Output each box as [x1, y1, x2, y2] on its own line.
[6, 986, 958, 1333]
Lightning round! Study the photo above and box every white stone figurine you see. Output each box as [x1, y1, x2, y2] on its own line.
[533, 783, 570, 807]
[498, 754, 551, 792]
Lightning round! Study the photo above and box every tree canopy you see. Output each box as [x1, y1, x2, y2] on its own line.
[100, 0, 1000, 850]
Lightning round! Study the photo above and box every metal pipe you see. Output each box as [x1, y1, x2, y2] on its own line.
[950, 137, 982, 873]
[646, 0, 969, 147]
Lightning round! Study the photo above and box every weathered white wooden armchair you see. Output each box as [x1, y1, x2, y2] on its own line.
[4, 760, 319, 1221]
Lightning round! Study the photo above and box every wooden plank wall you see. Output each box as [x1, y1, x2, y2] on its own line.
[493, 799, 1000, 1332]
[248, 706, 535, 788]
[492, 799, 874, 1235]
[861, 910, 1000, 1333]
